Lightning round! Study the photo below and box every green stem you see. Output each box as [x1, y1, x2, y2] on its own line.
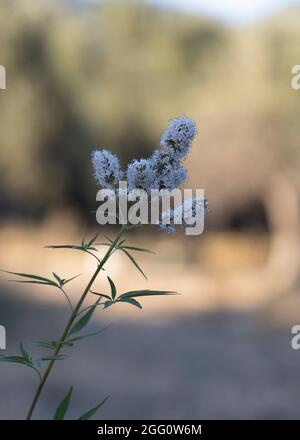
[26, 225, 127, 420]
[60, 287, 74, 313]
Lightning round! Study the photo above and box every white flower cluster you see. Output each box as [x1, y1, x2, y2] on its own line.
[92, 116, 205, 233]
[160, 115, 197, 159]
[92, 150, 122, 188]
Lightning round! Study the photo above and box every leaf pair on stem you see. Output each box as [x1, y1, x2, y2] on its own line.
[92, 275, 176, 310]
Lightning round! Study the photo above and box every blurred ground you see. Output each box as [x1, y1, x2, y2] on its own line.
[0, 289, 299, 420]
[1, 220, 300, 420]
[0, 217, 277, 315]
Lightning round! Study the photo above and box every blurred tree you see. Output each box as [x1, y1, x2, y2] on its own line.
[0, 0, 299, 231]
[0, 0, 228, 220]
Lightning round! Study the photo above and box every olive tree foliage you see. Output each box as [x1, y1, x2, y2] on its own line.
[1, 1, 299, 225]
[0, 0, 227, 218]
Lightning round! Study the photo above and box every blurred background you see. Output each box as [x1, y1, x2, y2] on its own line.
[1, 0, 300, 419]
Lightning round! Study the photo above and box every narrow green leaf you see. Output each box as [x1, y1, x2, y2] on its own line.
[119, 290, 177, 299]
[45, 245, 84, 250]
[107, 276, 117, 300]
[78, 396, 109, 420]
[103, 300, 114, 309]
[64, 274, 81, 285]
[33, 340, 73, 349]
[9, 280, 58, 286]
[120, 249, 147, 279]
[32, 341, 54, 349]
[20, 343, 30, 360]
[119, 297, 142, 310]
[33, 358, 43, 370]
[87, 232, 99, 248]
[56, 341, 74, 348]
[120, 245, 155, 254]
[0, 355, 29, 365]
[103, 234, 113, 243]
[46, 245, 101, 264]
[66, 326, 111, 344]
[90, 290, 111, 301]
[52, 272, 61, 284]
[69, 302, 98, 335]
[1, 270, 58, 286]
[36, 332, 105, 350]
[53, 386, 73, 420]
[52, 272, 63, 286]
[95, 243, 110, 247]
[41, 355, 66, 361]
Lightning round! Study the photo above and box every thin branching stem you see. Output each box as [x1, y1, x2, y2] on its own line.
[26, 225, 127, 420]
[76, 297, 104, 317]
[32, 366, 43, 382]
[84, 249, 102, 264]
[59, 287, 74, 313]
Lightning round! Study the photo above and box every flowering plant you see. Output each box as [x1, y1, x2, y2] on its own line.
[0, 116, 205, 420]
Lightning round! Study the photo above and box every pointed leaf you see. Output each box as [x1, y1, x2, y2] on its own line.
[64, 274, 81, 285]
[87, 232, 99, 248]
[55, 341, 74, 348]
[103, 300, 114, 309]
[41, 355, 66, 361]
[45, 245, 84, 250]
[1, 270, 58, 286]
[119, 297, 142, 310]
[0, 355, 29, 365]
[66, 326, 110, 344]
[53, 386, 73, 420]
[120, 245, 155, 254]
[103, 234, 113, 243]
[32, 340, 54, 349]
[9, 280, 58, 286]
[107, 276, 117, 300]
[33, 340, 72, 349]
[20, 343, 30, 360]
[120, 249, 147, 279]
[78, 396, 109, 420]
[53, 272, 63, 286]
[33, 358, 43, 370]
[90, 290, 111, 301]
[120, 290, 176, 299]
[69, 302, 98, 335]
